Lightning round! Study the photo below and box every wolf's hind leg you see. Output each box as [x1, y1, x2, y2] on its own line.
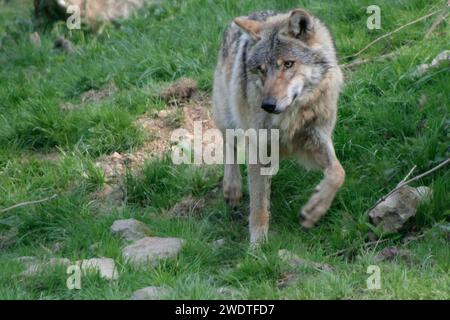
[299, 138, 345, 229]
[248, 164, 271, 245]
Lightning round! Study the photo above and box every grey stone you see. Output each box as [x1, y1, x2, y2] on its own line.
[77, 257, 119, 280]
[19, 256, 118, 280]
[122, 237, 185, 267]
[413, 50, 450, 76]
[369, 186, 431, 233]
[21, 258, 71, 276]
[111, 219, 150, 242]
[34, 0, 156, 26]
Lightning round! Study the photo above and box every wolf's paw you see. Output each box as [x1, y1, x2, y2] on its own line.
[299, 192, 332, 229]
[223, 184, 242, 208]
[250, 225, 268, 247]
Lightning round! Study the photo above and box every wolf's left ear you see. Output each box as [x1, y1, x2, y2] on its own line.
[233, 17, 263, 40]
[288, 9, 314, 39]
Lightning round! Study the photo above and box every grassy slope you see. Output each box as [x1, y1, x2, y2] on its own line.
[0, 0, 449, 299]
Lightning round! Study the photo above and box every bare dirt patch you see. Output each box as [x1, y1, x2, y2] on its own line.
[159, 77, 198, 103]
[164, 185, 221, 218]
[59, 81, 118, 112]
[81, 81, 118, 103]
[95, 92, 215, 182]
[166, 195, 206, 218]
[93, 90, 216, 207]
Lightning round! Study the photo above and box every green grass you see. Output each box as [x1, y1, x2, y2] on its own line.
[0, 0, 449, 299]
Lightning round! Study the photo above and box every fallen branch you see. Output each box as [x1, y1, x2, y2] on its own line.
[327, 230, 430, 258]
[424, 9, 449, 39]
[397, 165, 417, 187]
[340, 52, 397, 69]
[346, 9, 442, 59]
[367, 158, 450, 213]
[0, 194, 58, 214]
[327, 238, 390, 258]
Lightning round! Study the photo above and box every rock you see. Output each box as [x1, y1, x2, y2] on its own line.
[34, 0, 153, 27]
[369, 185, 431, 233]
[111, 219, 151, 242]
[375, 247, 412, 262]
[19, 256, 118, 280]
[77, 257, 119, 280]
[429, 50, 450, 67]
[21, 258, 71, 276]
[412, 50, 450, 77]
[130, 286, 170, 300]
[278, 249, 334, 273]
[122, 237, 185, 267]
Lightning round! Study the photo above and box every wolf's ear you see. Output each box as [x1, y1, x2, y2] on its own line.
[288, 9, 314, 39]
[233, 17, 262, 40]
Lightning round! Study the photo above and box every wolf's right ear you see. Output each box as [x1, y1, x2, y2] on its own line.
[233, 17, 262, 40]
[288, 9, 314, 40]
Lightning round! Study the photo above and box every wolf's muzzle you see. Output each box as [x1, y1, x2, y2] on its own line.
[261, 97, 278, 113]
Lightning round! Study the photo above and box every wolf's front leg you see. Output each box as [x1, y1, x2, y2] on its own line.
[248, 164, 272, 245]
[299, 138, 345, 229]
[223, 163, 242, 208]
[223, 138, 242, 207]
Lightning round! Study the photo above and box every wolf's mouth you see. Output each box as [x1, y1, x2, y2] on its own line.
[273, 93, 299, 114]
[264, 108, 282, 114]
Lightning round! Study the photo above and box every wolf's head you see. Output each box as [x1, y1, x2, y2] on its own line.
[234, 9, 334, 114]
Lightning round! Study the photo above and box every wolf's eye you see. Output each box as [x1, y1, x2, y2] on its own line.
[284, 61, 294, 69]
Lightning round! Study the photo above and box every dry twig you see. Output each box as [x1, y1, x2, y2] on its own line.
[367, 158, 450, 213]
[327, 238, 390, 258]
[424, 9, 449, 39]
[397, 165, 417, 187]
[346, 9, 442, 59]
[0, 194, 58, 214]
[340, 52, 397, 69]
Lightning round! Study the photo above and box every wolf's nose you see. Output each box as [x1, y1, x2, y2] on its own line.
[261, 98, 277, 113]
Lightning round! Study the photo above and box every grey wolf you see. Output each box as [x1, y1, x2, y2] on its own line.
[212, 8, 345, 245]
